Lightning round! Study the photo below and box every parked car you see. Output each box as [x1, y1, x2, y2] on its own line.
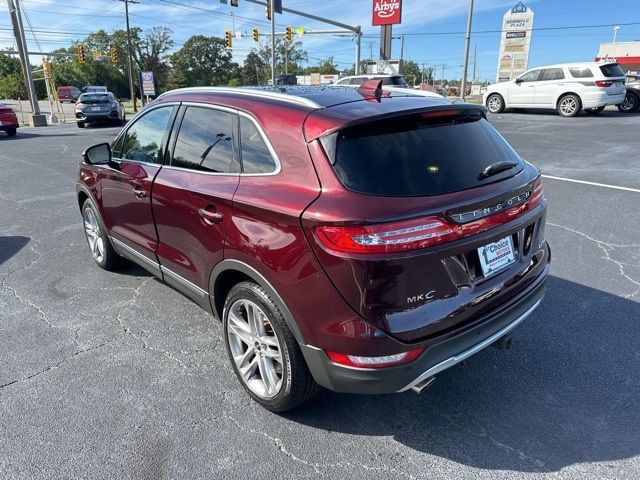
[618, 74, 640, 113]
[484, 62, 627, 117]
[75, 92, 125, 128]
[57, 85, 82, 103]
[0, 102, 19, 137]
[333, 74, 410, 88]
[77, 84, 550, 411]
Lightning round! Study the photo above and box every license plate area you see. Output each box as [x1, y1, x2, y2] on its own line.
[477, 236, 516, 277]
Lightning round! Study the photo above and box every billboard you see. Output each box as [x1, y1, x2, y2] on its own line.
[372, 0, 402, 26]
[496, 2, 534, 82]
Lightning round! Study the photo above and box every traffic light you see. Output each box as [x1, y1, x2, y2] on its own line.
[230, 0, 238, 6]
[252, 27, 260, 43]
[225, 30, 233, 49]
[265, 0, 271, 20]
[77, 44, 86, 64]
[109, 47, 118, 64]
[42, 61, 52, 77]
[285, 25, 292, 43]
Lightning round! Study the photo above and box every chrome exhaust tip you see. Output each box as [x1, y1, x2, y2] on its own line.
[410, 376, 436, 394]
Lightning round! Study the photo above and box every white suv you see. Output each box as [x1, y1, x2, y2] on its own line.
[483, 62, 627, 117]
[333, 74, 410, 88]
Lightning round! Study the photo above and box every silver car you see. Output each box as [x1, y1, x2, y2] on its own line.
[75, 92, 125, 128]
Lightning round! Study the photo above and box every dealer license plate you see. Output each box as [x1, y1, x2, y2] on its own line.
[477, 236, 515, 277]
[91, 107, 101, 112]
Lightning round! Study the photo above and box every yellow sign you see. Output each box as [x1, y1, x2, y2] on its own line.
[92, 51, 101, 59]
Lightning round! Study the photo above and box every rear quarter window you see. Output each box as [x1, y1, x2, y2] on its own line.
[320, 110, 524, 197]
[568, 67, 594, 78]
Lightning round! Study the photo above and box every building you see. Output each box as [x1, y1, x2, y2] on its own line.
[595, 42, 640, 74]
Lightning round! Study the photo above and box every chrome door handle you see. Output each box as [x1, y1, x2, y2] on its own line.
[199, 208, 224, 225]
[132, 184, 147, 198]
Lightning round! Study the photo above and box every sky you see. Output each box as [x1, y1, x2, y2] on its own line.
[1, 0, 639, 82]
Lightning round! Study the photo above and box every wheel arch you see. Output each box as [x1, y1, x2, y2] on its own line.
[209, 259, 306, 344]
[556, 91, 582, 108]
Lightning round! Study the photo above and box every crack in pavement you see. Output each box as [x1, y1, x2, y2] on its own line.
[548, 223, 640, 299]
[0, 340, 115, 391]
[224, 414, 416, 479]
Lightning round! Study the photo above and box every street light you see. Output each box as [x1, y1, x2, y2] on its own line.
[613, 25, 620, 43]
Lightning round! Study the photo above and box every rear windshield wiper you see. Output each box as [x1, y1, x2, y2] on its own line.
[478, 161, 518, 180]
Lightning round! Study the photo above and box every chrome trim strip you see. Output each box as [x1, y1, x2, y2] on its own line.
[158, 87, 323, 109]
[396, 298, 543, 392]
[110, 237, 161, 274]
[160, 265, 208, 300]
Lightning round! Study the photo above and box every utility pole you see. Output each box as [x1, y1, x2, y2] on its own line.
[399, 34, 405, 73]
[7, 0, 46, 126]
[460, 0, 475, 100]
[117, 0, 139, 112]
[270, 0, 275, 85]
[472, 43, 477, 83]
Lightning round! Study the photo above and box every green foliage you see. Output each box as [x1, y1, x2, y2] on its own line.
[257, 38, 307, 77]
[0, 72, 27, 100]
[170, 36, 240, 87]
[240, 51, 267, 86]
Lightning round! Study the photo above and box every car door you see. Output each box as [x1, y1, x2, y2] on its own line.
[152, 104, 240, 301]
[100, 104, 177, 271]
[535, 68, 565, 106]
[508, 69, 542, 106]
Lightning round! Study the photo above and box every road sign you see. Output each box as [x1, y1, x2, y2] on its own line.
[140, 71, 156, 96]
[91, 51, 101, 59]
[372, 0, 402, 26]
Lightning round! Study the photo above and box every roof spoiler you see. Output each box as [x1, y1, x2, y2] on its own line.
[357, 80, 391, 103]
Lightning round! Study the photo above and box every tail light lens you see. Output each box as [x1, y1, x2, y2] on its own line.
[595, 80, 614, 87]
[326, 348, 424, 369]
[315, 178, 545, 255]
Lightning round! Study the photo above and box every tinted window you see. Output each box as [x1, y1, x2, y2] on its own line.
[240, 117, 277, 174]
[350, 77, 366, 86]
[334, 78, 349, 85]
[120, 106, 174, 164]
[172, 107, 236, 173]
[600, 63, 625, 78]
[321, 110, 523, 197]
[569, 67, 594, 78]
[79, 93, 109, 104]
[378, 76, 409, 87]
[541, 68, 564, 81]
[518, 70, 542, 82]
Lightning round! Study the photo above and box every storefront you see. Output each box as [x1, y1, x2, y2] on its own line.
[595, 42, 640, 74]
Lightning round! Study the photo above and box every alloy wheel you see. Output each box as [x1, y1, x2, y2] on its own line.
[559, 97, 578, 116]
[488, 95, 502, 113]
[84, 208, 105, 263]
[226, 299, 283, 399]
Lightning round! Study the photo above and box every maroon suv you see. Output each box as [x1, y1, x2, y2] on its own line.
[77, 84, 550, 412]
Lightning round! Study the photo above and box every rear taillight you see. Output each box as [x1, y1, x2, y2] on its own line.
[315, 216, 458, 254]
[595, 80, 614, 87]
[326, 348, 424, 369]
[315, 178, 544, 255]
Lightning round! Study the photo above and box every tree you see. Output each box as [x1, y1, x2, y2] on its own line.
[170, 36, 240, 87]
[241, 51, 267, 86]
[304, 57, 339, 75]
[257, 38, 307, 77]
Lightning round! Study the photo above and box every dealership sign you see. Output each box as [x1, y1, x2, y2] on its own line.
[372, 0, 402, 26]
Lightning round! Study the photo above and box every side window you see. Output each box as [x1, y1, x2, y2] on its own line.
[240, 117, 277, 174]
[350, 77, 366, 86]
[120, 106, 174, 164]
[541, 68, 564, 81]
[568, 67, 594, 78]
[518, 70, 542, 82]
[171, 107, 237, 173]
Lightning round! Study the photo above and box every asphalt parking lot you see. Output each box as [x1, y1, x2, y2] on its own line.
[1, 109, 639, 479]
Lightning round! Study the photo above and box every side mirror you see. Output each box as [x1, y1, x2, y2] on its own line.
[83, 143, 112, 165]
[515, 78, 524, 84]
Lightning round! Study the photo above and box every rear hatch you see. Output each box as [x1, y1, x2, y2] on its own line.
[78, 94, 112, 113]
[597, 63, 626, 95]
[0, 104, 18, 124]
[302, 105, 548, 343]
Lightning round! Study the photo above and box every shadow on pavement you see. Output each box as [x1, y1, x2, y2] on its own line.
[286, 275, 640, 473]
[0, 236, 30, 265]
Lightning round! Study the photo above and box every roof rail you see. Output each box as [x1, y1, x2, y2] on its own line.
[157, 86, 322, 109]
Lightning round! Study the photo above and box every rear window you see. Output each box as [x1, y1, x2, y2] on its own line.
[79, 94, 109, 104]
[600, 63, 625, 78]
[568, 67, 594, 78]
[378, 76, 409, 87]
[320, 110, 524, 197]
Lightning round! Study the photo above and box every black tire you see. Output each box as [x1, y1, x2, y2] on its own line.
[557, 94, 582, 117]
[486, 93, 505, 114]
[77, 122, 85, 129]
[617, 92, 639, 113]
[5, 127, 17, 137]
[81, 198, 122, 270]
[223, 281, 319, 412]
[585, 106, 606, 114]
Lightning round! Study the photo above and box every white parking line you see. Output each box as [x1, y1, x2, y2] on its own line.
[541, 175, 640, 194]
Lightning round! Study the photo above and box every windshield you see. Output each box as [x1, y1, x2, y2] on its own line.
[320, 109, 524, 197]
[79, 94, 110, 104]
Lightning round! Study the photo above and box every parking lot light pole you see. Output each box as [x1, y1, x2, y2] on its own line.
[460, 0, 475, 101]
[613, 25, 620, 43]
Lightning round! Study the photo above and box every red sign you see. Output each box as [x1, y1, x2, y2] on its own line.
[372, 0, 402, 26]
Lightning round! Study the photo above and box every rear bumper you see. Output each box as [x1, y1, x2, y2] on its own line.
[300, 256, 548, 394]
[0, 123, 19, 130]
[582, 91, 626, 108]
[76, 111, 120, 122]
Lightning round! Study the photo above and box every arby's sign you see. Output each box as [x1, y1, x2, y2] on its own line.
[372, 0, 402, 26]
